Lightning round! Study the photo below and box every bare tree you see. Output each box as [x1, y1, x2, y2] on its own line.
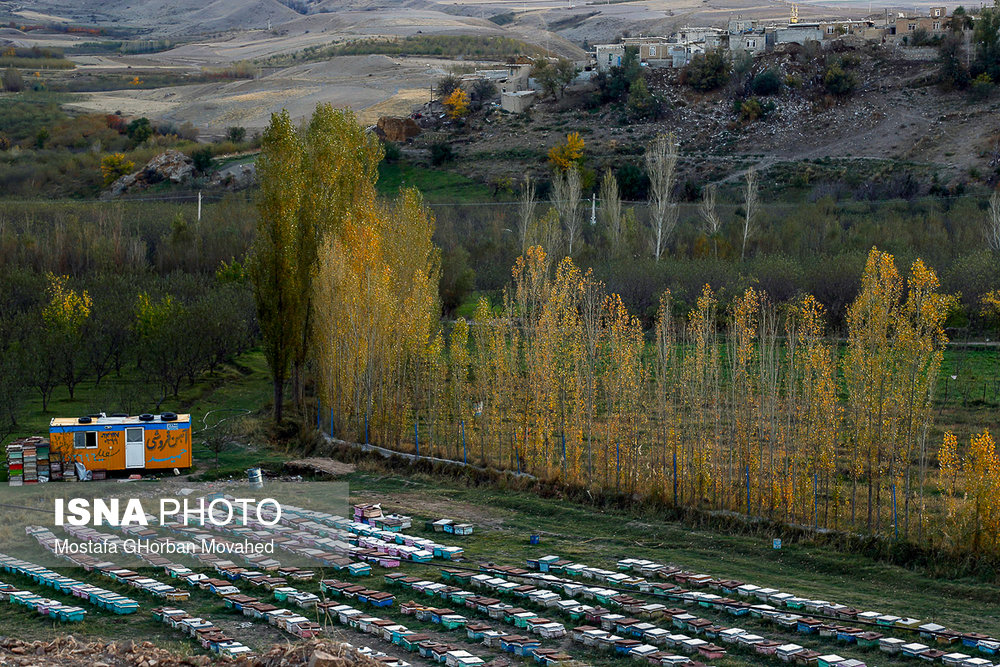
[517, 175, 537, 253]
[699, 182, 722, 258]
[599, 168, 623, 254]
[985, 188, 1000, 253]
[552, 167, 582, 255]
[534, 207, 563, 257]
[741, 166, 760, 262]
[646, 133, 679, 261]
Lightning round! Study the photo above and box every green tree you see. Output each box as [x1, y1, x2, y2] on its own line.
[192, 146, 213, 173]
[293, 104, 384, 408]
[554, 58, 579, 95]
[532, 59, 560, 99]
[938, 34, 970, 90]
[42, 274, 92, 400]
[226, 125, 247, 143]
[248, 110, 303, 423]
[974, 6, 1000, 78]
[626, 76, 660, 119]
[532, 57, 578, 99]
[126, 117, 153, 143]
[751, 69, 782, 95]
[134, 292, 190, 404]
[684, 50, 730, 91]
[949, 6, 973, 33]
[595, 46, 641, 102]
[430, 141, 454, 165]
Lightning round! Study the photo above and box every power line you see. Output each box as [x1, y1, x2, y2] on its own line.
[0, 189, 988, 208]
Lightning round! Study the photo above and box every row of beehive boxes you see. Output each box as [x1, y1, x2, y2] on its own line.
[0, 552, 139, 614]
[560, 554, 1000, 661]
[324, 601, 483, 667]
[153, 606, 252, 657]
[0, 580, 87, 622]
[516, 556, 998, 667]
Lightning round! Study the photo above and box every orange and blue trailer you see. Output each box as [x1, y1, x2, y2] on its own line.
[49, 413, 192, 472]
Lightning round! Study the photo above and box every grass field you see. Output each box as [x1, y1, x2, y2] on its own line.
[377, 162, 495, 203]
[1, 457, 999, 665]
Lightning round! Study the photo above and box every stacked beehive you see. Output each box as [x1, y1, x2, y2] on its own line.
[62, 454, 77, 482]
[21, 441, 37, 484]
[37, 441, 49, 483]
[6, 437, 49, 486]
[6, 442, 23, 486]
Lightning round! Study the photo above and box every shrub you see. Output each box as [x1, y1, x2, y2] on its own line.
[430, 141, 454, 165]
[106, 114, 127, 133]
[734, 97, 775, 122]
[382, 140, 401, 163]
[970, 72, 993, 100]
[684, 50, 730, 91]
[616, 163, 649, 200]
[178, 121, 198, 141]
[2, 67, 23, 92]
[471, 78, 498, 106]
[751, 69, 782, 95]
[737, 97, 763, 121]
[126, 117, 153, 143]
[226, 126, 246, 143]
[100, 153, 134, 186]
[192, 146, 214, 173]
[436, 74, 462, 99]
[823, 64, 857, 96]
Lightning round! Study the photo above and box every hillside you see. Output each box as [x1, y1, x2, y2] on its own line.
[410, 45, 997, 191]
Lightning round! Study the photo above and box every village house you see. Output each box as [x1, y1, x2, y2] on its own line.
[888, 7, 950, 42]
[595, 29, 721, 71]
[729, 30, 773, 55]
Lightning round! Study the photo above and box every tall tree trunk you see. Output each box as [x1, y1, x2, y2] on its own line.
[274, 378, 284, 423]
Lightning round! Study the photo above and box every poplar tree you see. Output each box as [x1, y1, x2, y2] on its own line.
[249, 110, 302, 423]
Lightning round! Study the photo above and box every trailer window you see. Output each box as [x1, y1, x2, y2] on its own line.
[74, 431, 97, 448]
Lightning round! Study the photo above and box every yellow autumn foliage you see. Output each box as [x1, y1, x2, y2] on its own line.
[547, 132, 584, 171]
[443, 88, 469, 119]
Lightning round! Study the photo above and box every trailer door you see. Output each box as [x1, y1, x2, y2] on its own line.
[125, 427, 145, 468]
